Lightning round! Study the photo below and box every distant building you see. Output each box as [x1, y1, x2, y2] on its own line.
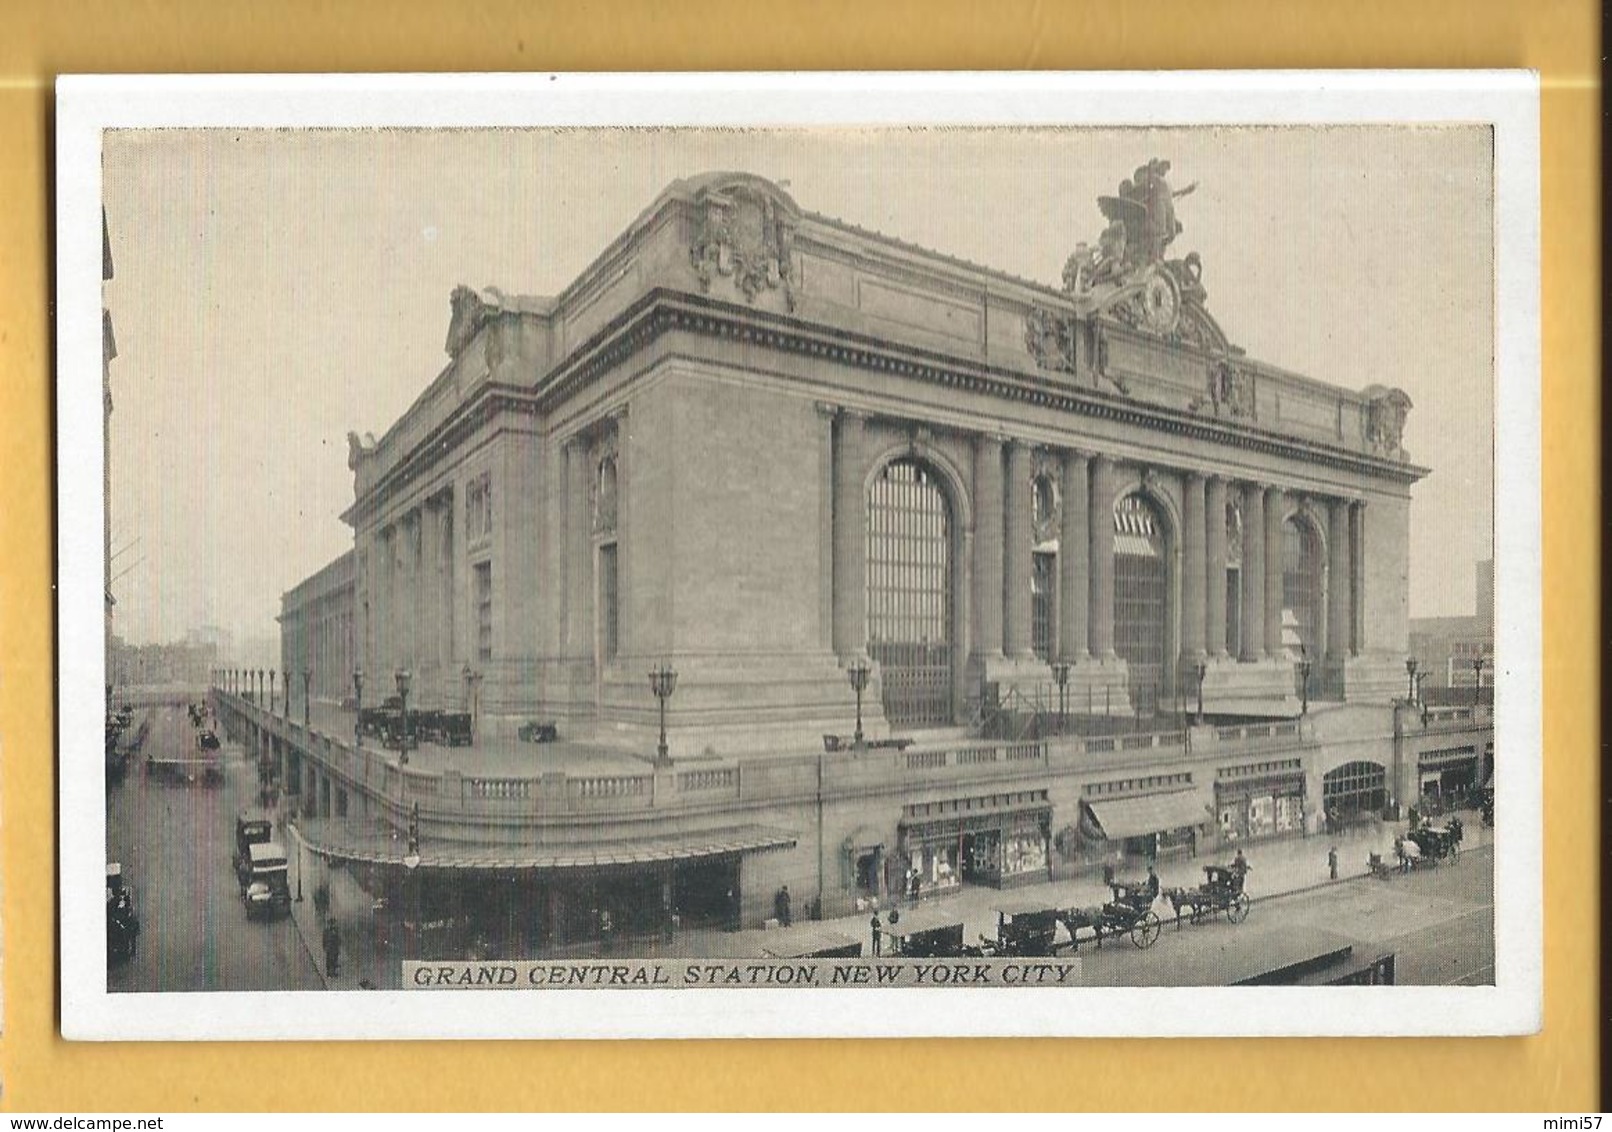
[278, 551, 356, 704]
[111, 634, 218, 687]
[1409, 560, 1494, 695]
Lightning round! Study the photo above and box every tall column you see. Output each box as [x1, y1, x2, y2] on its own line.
[1003, 440, 1035, 659]
[1205, 476, 1228, 658]
[1088, 455, 1116, 659]
[1264, 486, 1286, 657]
[1057, 451, 1090, 660]
[831, 410, 869, 659]
[1327, 498, 1351, 662]
[1350, 500, 1367, 654]
[973, 435, 1005, 660]
[1181, 472, 1207, 658]
[1240, 483, 1265, 661]
[570, 438, 589, 661]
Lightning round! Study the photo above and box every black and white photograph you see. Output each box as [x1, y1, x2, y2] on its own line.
[56, 72, 1541, 1040]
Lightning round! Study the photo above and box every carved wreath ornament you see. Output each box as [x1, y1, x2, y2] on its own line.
[690, 179, 799, 309]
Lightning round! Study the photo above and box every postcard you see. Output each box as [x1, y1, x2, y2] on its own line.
[56, 70, 1540, 1039]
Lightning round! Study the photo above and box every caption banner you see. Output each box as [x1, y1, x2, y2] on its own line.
[404, 958, 1085, 990]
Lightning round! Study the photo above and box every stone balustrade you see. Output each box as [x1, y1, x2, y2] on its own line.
[219, 693, 1494, 834]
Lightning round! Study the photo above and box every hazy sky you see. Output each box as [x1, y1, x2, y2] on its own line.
[103, 126, 1494, 650]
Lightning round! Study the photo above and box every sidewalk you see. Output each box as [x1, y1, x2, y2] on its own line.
[289, 805, 1489, 985]
[723, 810, 1492, 960]
[283, 817, 395, 991]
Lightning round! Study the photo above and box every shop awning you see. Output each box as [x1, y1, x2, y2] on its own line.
[1083, 791, 1206, 840]
[289, 819, 797, 871]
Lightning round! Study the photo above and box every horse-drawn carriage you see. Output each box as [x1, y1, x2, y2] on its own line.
[1371, 817, 1464, 877]
[1161, 864, 1252, 930]
[1057, 879, 1163, 952]
[1407, 818, 1463, 864]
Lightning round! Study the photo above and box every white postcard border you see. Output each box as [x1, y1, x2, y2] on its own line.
[56, 70, 1541, 1040]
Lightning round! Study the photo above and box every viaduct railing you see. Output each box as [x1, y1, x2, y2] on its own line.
[213, 692, 1484, 832]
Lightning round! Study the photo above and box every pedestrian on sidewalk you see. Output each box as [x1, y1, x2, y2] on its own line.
[870, 912, 882, 956]
[775, 885, 792, 927]
[322, 917, 342, 979]
[1327, 845, 1339, 881]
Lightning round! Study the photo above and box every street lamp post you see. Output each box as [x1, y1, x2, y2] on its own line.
[1050, 661, 1071, 734]
[269, 669, 277, 714]
[846, 660, 871, 747]
[1194, 659, 1207, 725]
[402, 802, 421, 961]
[1472, 657, 1486, 706]
[1297, 646, 1312, 716]
[395, 668, 412, 766]
[302, 669, 312, 727]
[649, 664, 678, 766]
[1405, 658, 1419, 704]
[288, 818, 304, 903]
[353, 668, 364, 751]
[462, 664, 480, 745]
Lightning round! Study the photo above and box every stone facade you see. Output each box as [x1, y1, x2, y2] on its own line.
[332, 169, 1423, 756]
[279, 550, 357, 706]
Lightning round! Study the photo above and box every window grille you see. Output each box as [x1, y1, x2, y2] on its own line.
[867, 459, 953, 727]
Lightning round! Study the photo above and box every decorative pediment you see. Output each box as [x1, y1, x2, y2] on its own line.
[689, 174, 801, 309]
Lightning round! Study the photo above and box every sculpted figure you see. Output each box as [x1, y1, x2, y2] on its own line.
[1135, 158, 1197, 263]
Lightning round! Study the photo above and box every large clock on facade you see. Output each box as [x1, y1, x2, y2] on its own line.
[1141, 269, 1181, 336]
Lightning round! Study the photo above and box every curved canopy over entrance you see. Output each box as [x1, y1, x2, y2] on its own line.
[867, 458, 953, 728]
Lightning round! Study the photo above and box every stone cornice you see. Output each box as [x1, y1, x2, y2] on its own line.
[350, 287, 1428, 525]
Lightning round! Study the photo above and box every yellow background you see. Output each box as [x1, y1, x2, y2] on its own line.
[0, 0, 1597, 1112]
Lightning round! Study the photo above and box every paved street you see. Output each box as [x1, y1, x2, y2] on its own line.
[106, 703, 322, 993]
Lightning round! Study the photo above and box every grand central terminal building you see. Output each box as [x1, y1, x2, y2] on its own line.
[234, 166, 1490, 953]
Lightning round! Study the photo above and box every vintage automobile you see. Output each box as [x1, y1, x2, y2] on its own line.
[980, 899, 1067, 958]
[759, 925, 864, 959]
[233, 811, 275, 888]
[198, 729, 221, 751]
[881, 910, 982, 958]
[241, 840, 293, 920]
[107, 862, 140, 962]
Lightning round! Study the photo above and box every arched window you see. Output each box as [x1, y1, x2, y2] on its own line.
[1114, 493, 1171, 711]
[1323, 761, 1387, 823]
[1224, 501, 1243, 658]
[1031, 474, 1058, 661]
[1281, 514, 1323, 660]
[595, 455, 619, 660]
[595, 456, 619, 536]
[868, 459, 953, 727]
